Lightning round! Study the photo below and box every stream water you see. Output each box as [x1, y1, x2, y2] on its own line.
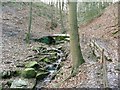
[29, 35, 69, 89]
[35, 47, 66, 89]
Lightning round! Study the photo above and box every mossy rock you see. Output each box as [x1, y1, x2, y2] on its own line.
[10, 79, 28, 88]
[38, 61, 47, 68]
[40, 56, 57, 64]
[32, 46, 47, 53]
[53, 35, 70, 43]
[40, 57, 51, 64]
[50, 52, 57, 57]
[16, 62, 25, 67]
[0, 70, 11, 79]
[36, 71, 49, 80]
[43, 49, 57, 53]
[11, 70, 21, 77]
[55, 36, 67, 41]
[7, 80, 13, 87]
[43, 57, 51, 63]
[49, 55, 58, 62]
[37, 68, 47, 72]
[21, 68, 36, 78]
[25, 61, 39, 68]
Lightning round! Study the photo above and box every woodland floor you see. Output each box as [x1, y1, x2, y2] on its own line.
[47, 3, 119, 88]
[1, 2, 119, 88]
[1, 3, 61, 88]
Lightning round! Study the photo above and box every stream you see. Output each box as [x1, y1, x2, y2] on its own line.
[0, 34, 69, 89]
[27, 35, 70, 89]
[34, 47, 66, 89]
[1, 33, 118, 89]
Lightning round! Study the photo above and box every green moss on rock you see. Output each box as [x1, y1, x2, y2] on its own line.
[36, 71, 49, 80]
[25, 61, 39, 68]
[21, 68, 36, 78]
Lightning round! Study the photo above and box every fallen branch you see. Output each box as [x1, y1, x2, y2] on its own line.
[90, 40, 112, 61]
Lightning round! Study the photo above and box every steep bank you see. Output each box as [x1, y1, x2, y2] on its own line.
[47, 2, 119, 88]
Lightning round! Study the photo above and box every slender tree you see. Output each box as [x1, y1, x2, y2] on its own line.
[59, 0, 66, 33]
[68, 0, 85, 74]
[25, 2, 32, 44]
[50, 2, 54, 23]
[62, 1, 64, 11]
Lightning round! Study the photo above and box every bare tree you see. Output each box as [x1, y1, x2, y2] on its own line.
[59, 0, 66, 33]
[25, 2, 32, 44]
[68, 0, 85, 74]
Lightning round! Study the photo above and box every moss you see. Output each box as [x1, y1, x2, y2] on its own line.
[25, 61, 39, 68]
[36, 72, 49, 80]
[21, 68, 36, 78]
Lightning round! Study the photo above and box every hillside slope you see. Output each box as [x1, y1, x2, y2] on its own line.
[1, 2, 119, 89]
[47, 2, 119, 88]
[80, 2, 118, 63]
[1, 2, 61, 88]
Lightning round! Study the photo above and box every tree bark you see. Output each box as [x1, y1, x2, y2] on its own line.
[59, 0, 66, 33]
[68, 0, 85, 73]
[25, 2, 32, 44]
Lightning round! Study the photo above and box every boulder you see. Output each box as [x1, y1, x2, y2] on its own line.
[10, 79, 28, 88]
[0, 70, 11, 79]
[32, 46, 47, 53]
[40, 57, 51, 64]
[40, 56, 57, 64]
[16, 63, 25, 67]
[21, 68, 36, 78]
[25, 61, 39, 68]
[7, 80, 13, 87]
[11, 70, 21, 77]
[36, 71, 49, 80]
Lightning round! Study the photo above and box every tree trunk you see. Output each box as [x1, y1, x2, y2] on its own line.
[59, 0, 66, 34]
[51, 2, 54, 24]
[68, 0, 85, 73]
[25, 2, 32, 44]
